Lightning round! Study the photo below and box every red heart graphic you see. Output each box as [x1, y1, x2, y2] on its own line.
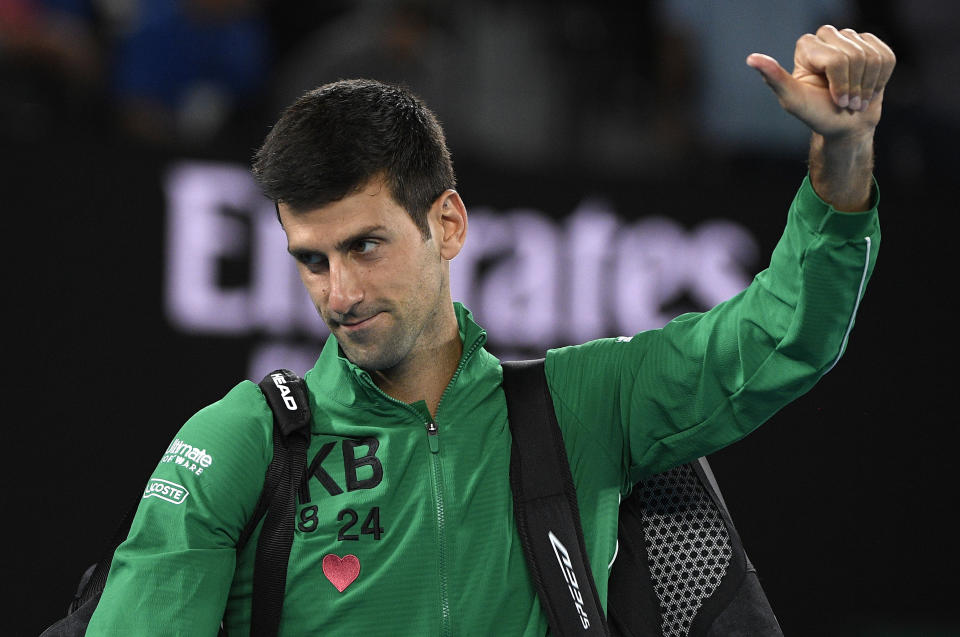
[322, 554, 361, 592]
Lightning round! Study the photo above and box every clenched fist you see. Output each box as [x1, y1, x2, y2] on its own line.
[747, 25, 896, 140]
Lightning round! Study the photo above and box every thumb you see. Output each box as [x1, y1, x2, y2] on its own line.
[746, 53, 794, 101]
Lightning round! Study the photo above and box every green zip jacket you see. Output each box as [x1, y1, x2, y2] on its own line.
[88, 175, 880, 636]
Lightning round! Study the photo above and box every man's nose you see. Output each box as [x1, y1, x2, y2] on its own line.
[327, 260, 364, 316]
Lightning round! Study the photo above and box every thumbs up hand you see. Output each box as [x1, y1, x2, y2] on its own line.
[747, 26, 896, 140]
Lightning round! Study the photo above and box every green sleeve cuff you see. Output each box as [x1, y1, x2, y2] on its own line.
[794, 173, 880, 240]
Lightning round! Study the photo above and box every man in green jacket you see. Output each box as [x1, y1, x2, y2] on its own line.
[88, 25, 895, 636]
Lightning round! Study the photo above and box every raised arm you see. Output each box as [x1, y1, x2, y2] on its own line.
[545, 26, 894, 485]
[747, 25, 896, 211]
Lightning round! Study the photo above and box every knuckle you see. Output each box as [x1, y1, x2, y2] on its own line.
[816, 24, 838, 37]
[831, 69, 850, 86]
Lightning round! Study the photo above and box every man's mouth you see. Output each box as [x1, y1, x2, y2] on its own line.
[336, 312, 383, 331]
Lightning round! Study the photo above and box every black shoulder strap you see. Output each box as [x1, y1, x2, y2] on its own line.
[249, 369, 312, 637]
[501, 359, 610, 636]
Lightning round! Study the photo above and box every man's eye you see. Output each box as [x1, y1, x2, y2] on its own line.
[299, 254, 327, 268]
[354, 239, 379, 254]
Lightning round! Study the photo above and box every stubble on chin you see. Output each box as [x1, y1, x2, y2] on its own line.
[339, 337, 406, 372]
[332, 316, 406, 372]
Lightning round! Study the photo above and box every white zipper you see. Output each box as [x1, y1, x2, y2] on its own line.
[825, 236, 872, 374]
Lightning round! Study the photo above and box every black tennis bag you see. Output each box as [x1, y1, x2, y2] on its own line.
[501, 359, 784, 637]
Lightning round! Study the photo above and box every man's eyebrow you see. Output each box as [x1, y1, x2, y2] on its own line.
[287, 225, 388, 258]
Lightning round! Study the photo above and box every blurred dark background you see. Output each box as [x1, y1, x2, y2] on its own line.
[5, 1, 957, 635]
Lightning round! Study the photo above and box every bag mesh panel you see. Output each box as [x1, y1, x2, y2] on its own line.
[638, 464, 733, 637]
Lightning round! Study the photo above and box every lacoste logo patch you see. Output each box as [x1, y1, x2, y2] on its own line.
[322, 554, 360, 592]
[142, 479, 189, 504]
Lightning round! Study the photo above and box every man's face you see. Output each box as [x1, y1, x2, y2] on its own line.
[279, 181, 451, 372]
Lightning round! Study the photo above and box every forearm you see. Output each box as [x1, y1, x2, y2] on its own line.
[808, 130, 875, 212]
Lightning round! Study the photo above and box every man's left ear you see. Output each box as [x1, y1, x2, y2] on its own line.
[431, 190, 468, 260]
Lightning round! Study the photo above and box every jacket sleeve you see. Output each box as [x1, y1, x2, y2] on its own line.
[545, 174, 881, 488]
[85, 381, 273, 636]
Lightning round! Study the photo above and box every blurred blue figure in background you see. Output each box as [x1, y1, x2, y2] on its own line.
[109, 0, 269, 146]
[2, 0, 270, 146]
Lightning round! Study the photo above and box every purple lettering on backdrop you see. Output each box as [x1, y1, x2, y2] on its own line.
[162, 161, 758, 379]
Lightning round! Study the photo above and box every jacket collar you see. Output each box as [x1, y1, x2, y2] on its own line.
[305, 302, 488, 408]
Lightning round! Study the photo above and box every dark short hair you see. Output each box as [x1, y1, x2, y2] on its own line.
[252, 79, 455, 237]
